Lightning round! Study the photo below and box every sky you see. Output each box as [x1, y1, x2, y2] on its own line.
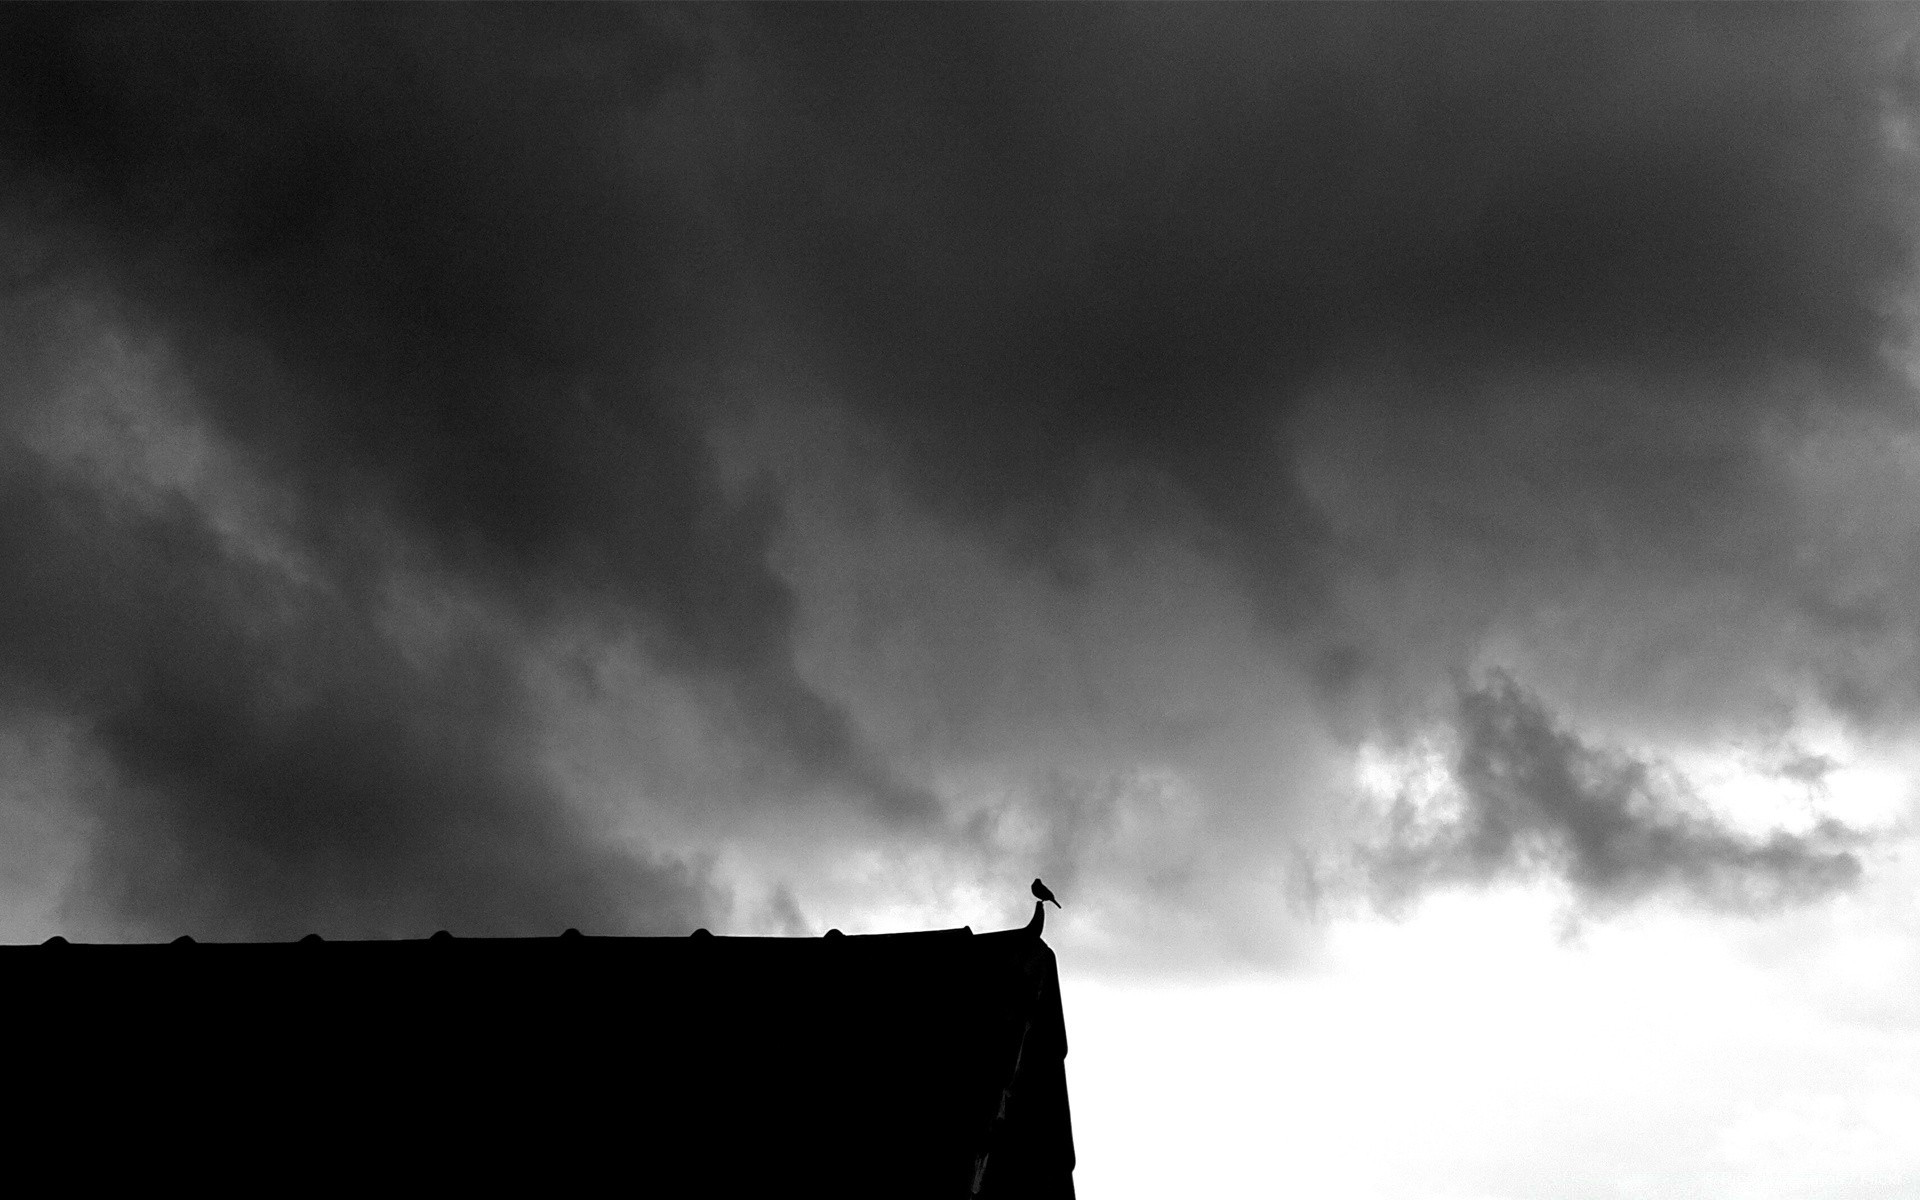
[1, 4, 1918, 1195]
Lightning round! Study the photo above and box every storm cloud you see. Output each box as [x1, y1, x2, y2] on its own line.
[731, 5, 1912, 561]
[1, 4, 1916, 943]
[0, 4, 917, 938]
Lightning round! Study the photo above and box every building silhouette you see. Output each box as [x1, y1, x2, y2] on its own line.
[8, 903, 1074, 1197]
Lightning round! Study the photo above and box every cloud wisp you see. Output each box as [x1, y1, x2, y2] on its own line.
[1360, 673, 1865, 914]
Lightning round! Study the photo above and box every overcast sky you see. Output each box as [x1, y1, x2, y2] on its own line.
[3, 5, 1918, 1195]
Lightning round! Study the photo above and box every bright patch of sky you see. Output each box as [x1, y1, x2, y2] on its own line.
[1064, 868, 1920, 1199]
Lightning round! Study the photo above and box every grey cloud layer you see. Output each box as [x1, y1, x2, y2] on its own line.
[0, 5, 922, 937]
[734, 5, 1910, 529]
[0, 5, 1913, 938]
[724, 6, 1918, 906]
[0, 432, 716, 939]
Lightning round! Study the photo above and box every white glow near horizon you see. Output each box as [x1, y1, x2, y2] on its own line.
[1062, 881, 1920, 1199]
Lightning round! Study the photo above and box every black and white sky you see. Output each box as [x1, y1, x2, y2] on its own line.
[4, 6, 1920, 1191]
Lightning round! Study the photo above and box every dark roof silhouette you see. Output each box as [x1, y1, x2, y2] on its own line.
[6, 902, 1074, 1197]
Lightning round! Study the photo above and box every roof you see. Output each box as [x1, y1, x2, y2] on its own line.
[4, 902, 1075, 1198]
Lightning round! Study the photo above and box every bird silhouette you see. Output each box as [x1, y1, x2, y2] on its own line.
[1031, 878, 1060, 908]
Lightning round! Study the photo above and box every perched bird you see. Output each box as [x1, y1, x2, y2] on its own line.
[1031, 878, 1060, 908]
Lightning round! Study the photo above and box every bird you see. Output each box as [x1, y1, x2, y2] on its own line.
[1031, 878, 1060, 908]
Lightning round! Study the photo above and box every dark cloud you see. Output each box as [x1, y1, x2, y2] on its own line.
[1363, 673, 1863, 912]
[0, 438, 718, 940]
[0, 5, 1912, 942]
[0, 5, 943, 936]
[728, 5, 1913, 575]
[0, 3, 933, 816]
[712, 5, 1918, 930]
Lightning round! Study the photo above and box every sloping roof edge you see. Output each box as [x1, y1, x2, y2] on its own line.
[4, 902, 1076, 1198]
